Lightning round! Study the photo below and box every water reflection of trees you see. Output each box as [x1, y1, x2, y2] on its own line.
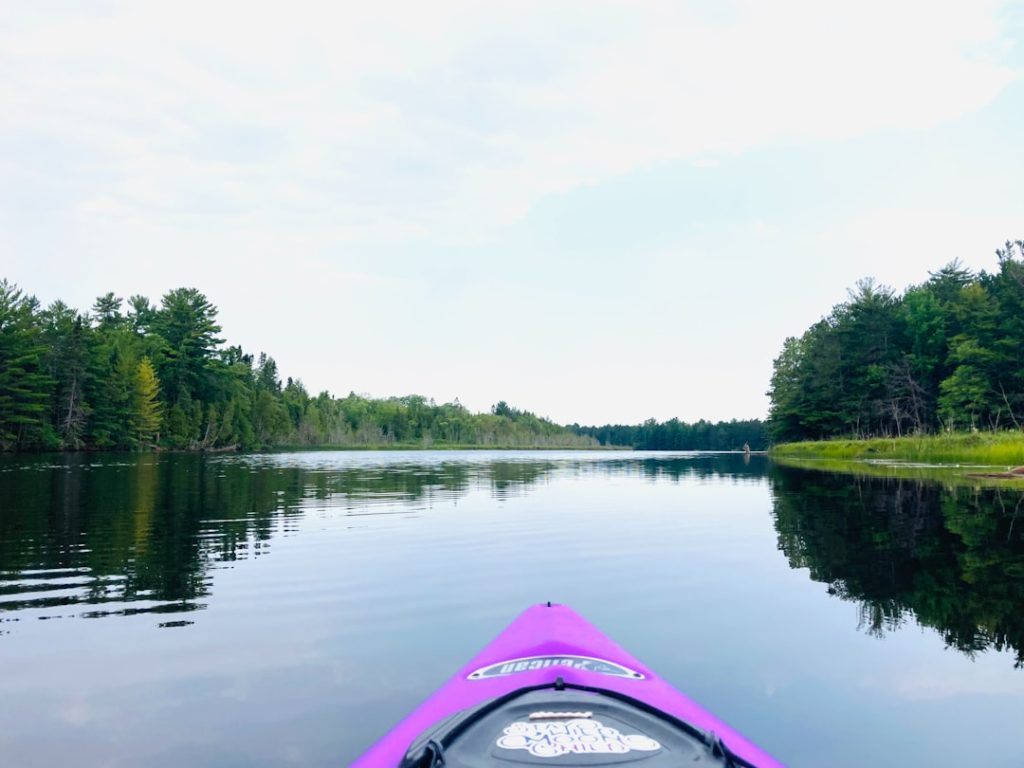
[584, 454, 768, 484]
[769, 464, 1024, 667]
[0, 455, 564, 620]
[0, 453, 769, 623]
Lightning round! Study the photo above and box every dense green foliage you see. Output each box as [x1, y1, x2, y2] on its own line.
[0, 279, 769, 454]
[0, 281, 596, 451]
[768, 241, 1024, 442]
[573, 418, 766, 450]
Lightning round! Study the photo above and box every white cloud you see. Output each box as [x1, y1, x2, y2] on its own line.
[2, 1, 1022, 422]
[886, 660, 1024, 700]
[1, 0, 1018, 249]
[818, 207, 1024, 292]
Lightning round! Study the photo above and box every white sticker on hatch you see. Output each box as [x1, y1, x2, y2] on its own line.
[467, 655, 644, 680]
[497, 719, 661, 758]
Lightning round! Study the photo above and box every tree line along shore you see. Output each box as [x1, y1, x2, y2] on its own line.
[766, 240, 1024, 464]
[0, 279, 765, 453]
[6, 239, 1023, 460]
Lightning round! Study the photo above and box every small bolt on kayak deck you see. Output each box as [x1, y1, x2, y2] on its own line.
[353, 603, 784, 767]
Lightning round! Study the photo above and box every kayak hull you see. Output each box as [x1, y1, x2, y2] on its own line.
[353, 603, 783, 767]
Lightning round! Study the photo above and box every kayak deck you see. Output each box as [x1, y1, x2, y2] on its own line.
[354, 603, 783, 767]
[402, 683, 759, 766]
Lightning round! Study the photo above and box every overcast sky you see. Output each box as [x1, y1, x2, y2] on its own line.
[3, 1, 1022, 424]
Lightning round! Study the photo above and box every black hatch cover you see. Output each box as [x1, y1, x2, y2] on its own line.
[401, 685, 751, 767]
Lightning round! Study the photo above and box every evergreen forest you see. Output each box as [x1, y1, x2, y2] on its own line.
[0, 281, 602, 451]
[574, 419, 766, 451]
[768, 241, 1024, 443]
[0, 280, 759, 452]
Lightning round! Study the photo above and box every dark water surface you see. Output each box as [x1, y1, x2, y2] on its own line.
[1, 451, 1022, 767]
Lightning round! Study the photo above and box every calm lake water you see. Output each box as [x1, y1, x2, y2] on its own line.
[1, 451, 1022, 767]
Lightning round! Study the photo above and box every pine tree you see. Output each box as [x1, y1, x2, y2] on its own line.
[87, 338, 136, 448]
[132, 357, 162, 448]
[152, 288, 224, 405]
[42, 302, 93, 449]
[0, 280, 53, 448]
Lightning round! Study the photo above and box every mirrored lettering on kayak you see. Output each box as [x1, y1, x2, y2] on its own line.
[497, 719, 662, 758]
[466, 655, 645, 680]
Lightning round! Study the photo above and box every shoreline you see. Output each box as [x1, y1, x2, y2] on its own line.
[0, 445, 772, 456]
[770, 453, 1024, 489]
[770, 432, 1024, 469]
[0, 444, 628, 456]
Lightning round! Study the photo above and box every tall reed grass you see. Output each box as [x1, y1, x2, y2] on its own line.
[770, 432, 1024, 465]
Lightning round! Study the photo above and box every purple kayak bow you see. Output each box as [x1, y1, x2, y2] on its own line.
[353, 603, 784, 767]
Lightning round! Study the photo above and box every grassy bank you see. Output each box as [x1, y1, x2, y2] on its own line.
[771, 432, 1024, 465]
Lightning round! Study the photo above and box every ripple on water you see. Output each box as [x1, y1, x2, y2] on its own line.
[0, 451, 1022, 768]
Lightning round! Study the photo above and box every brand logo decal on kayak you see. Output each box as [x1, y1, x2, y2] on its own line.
[467, 655, 644, 680]
[497, 719, 661, 758]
